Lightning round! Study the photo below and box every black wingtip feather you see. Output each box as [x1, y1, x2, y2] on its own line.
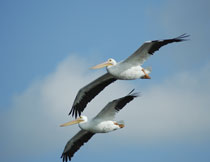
[175, 33, 190, 41]
[61, 131, 95, 162]
[115, 90, 140, 111]
[69, 76, 117, 118]
[128, 88, 135, 95]
[148, 33, 190, 54]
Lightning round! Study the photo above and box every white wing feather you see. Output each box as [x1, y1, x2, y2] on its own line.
[121, 34, 189, 67]
[93, 92, 139, 121]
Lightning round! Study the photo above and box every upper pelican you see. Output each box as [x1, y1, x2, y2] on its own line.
[61, 91, 138, 161]
[70, 34, 189, 118]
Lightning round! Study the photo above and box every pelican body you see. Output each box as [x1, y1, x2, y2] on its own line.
[64, 115, 124, 134]
[78, 116, 124, 133]
[106, 59, 151, 80]
[69, 34, 189, 118]
[61, 92, 138, 161]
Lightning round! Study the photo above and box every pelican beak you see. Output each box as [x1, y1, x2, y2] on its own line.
[90, 61, 112, 69]
[60, 118, 84, 127]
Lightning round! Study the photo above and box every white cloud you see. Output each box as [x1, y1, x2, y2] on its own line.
[120, 67, 210, 143]
[0, 55, 132, 159]
[1, 55, 210, 160]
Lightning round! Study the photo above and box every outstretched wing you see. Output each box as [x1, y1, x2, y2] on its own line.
[122, 34, 189, 67]
[69, 73, 117, 118]
[61, 130, 95, 162]
[94, 90, 139, 121]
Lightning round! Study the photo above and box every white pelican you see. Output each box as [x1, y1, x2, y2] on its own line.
[70, 34, 189, 118]
[61, 91, 138, 161]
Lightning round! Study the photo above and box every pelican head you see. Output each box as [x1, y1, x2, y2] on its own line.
[91, 58, 117, 69]
[60, 116, 88, 127]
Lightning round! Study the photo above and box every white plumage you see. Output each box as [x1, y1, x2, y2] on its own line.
[69, 34, 189, 118]
[61, 91, 138, 161]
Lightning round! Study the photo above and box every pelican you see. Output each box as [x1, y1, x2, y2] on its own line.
[61, 91, 138, 161]
[70, 34, 189, 118]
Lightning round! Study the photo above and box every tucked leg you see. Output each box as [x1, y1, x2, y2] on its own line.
[114, 122, 125, 128]
[142, 68, 151, 79]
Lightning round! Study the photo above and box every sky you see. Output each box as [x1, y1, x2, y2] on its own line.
[1, 0, 210, 162]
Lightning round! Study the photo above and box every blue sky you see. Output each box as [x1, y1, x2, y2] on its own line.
[1, 0, 210, 162]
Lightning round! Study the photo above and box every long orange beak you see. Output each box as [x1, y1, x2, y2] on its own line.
[60, 118, 84, 127]
[90, 61, 113, 69]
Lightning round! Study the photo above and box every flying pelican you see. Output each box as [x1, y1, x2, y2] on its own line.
[69, 34, 189, 118]
[61, 91, 138, 162]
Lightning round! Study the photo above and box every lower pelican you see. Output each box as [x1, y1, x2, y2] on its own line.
[60, 91, 138, 161]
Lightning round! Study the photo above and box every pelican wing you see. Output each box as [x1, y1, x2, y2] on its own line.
[61, 130, 95, 162]
[69, 73, 117, 118]
[94, 90, 139, 121]
[122, 34, 189, 66]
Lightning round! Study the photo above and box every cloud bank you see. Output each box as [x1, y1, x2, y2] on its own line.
[1, 54, 210, 161]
